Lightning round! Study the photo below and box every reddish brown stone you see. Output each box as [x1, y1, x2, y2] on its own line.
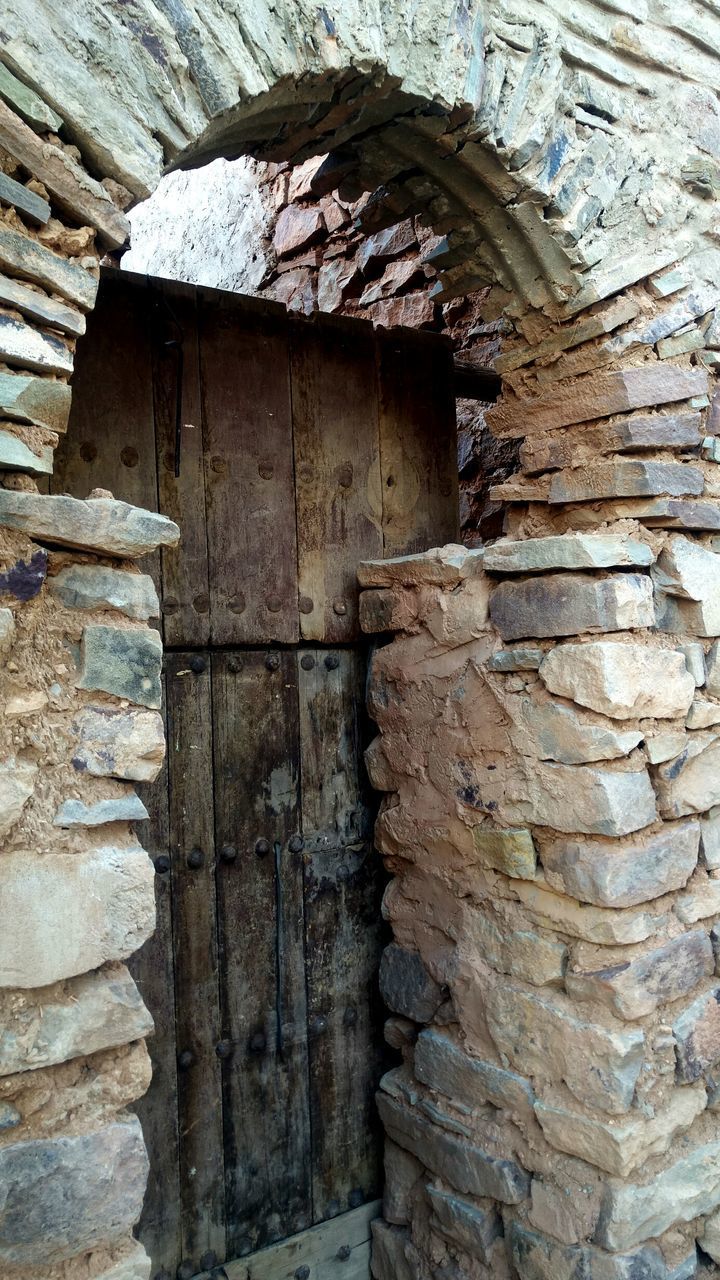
[273, 204, 326, 258]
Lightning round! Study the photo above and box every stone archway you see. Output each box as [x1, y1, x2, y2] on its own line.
[2, 3, 720, 1278]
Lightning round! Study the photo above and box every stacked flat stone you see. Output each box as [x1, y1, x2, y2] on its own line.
[360, 269, 720, 1280]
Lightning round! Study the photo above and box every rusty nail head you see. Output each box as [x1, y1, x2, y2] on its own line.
[258, 461, 273, 478]
[187, 847, 204, 869]
[298, 596, 314, 614]
[338, 464, 353, 489]
[210, 455, 227, 474]
[333, 599, 347, 616]
[300, 654, 315, 671]
[220, 843, 237, 863]
[295, 1267, 310, 1280]
[265, 654, 280, 672]
[162, 596, 180, 614]
[266, 594, 282, 613]
[289, 835, 304, 854]
[255, 838, 271, 857]
[154, 854, 171, 875]
[343, 1005, 358, 1028]
[177, 1049, 194, 1070]
[227, 593, 246, 615]
[310, 1014, 328, 1036]
[227, 656, 243, 673]
[337, 1245, 351, 1261]
[193, 593, 210, 614]
[199, 1252, 217, 1271]
[215, 1040, 233, 1059]
[121, 445, 139, 468]
[325, 653, 340, 670]
[189, 654, 206, 674]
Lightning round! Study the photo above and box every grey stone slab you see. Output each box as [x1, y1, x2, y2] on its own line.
[0, 62, 63, 132]
[71, 706, 165, 782]
[506, 692, 643, 764]
[0, 370, 72, 433]
[50, 565, 159, 621]
[566, 928, 714, 1020]
[0, 223, 98, 310]
[540, 821, 700, 908]
[484, 534, 654, 574]
[377, 1090, 530, 1204]
[488, 648, 544, 671]
[0, 273, 85, 336]
[427, 1186, 501, 1262]
[549, 461, 704, 504]
[0, 428, 53, 475]
[358, 545, 484, 588]
[510, 1219, 692, 1280]
[595, 1140, 720, 1250]
[0, 312, 72, 375]
[0, 756, 36, 838]
[0, 170, 49, 224]
[53, 793, 149, 827]
[0, 491, 179, 557]
[77, 625, 162, 708]
[520, 411, 703, 474]
[379, 944, 444, 1022]
[414, 1028, 535, 1113]
[0, 964, 153, 1075]
[0, 1119, 148, 1264]
[490, 573, 655, 641]
[674, 985, 720, 1083]
[370, 1221, 415, 1280]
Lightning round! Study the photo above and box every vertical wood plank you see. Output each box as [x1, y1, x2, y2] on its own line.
[290, 313, 383, 643]
[199, 291, 298, 645]
[212, 650, 311, 1256]
[166, 652, 225, 1271]
[376, 326, 459, 557]
[130, 685, 182, 1278]
[149, 275, 211, 647]
[52, 269, 161, 593]
[298, 650, 386, 1223]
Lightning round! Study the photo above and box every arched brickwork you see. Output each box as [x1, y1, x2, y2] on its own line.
[2, 3, 720, 1278]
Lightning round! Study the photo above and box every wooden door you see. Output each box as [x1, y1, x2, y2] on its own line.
[54, 268, 458, 1280]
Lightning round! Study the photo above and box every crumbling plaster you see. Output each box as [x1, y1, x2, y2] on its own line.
[1, 3, 720, 1279]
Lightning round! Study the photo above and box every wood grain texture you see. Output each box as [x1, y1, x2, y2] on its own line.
[212, 651, 311, 1255]
[291, 313, 383, 643]
[199, 290, 298, 645]
[166, 652, 225, 1271]
[376, 325, 459, 557]
[212, 1201, 381, 1280]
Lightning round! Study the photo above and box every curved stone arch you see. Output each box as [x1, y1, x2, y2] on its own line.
[2, 4, 720, 1279]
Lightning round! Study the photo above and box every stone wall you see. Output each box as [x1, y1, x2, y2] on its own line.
[2, 1, 720, 1277]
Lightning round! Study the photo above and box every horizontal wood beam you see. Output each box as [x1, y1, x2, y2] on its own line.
[453, 359, 501, 402]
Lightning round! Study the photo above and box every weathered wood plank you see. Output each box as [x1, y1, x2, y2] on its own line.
[0, 97, 129, 249]
[199, 290, 298, 646]
[52, 272, 161, 600]
[212, 650, 310, 1256]
[166, 652, 225, 1271]
[290, 312, 383, 643]
[298, 649, 385, 1223]
[376, 326, 459, 557]
[215, 1200, 381, 1280]
[130, 684, 182, 1276]
[148, 273, 211, 648]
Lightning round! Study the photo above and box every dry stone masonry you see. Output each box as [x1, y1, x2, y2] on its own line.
[2, 1, 720, 1278]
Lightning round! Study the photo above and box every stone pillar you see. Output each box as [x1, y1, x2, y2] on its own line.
[364, 269, 720, 1279]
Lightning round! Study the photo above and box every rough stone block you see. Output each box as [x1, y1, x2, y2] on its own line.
[674, 986, 720, 1083]
[0, 606, 14, 653]
[0, 311, 72, 375]
[509, 1219, 693, 1280]
[0, 491, 179, 558]
[654, 535, 720, 602]
[0, 964, 153, 1075]
[534, 1086, 705, 1176]
[0, 368, 73, 433]
[358, 544, 484, 589]
[490, 573, 655, 641]
[645, 731, 689, 764]
[511, 758, 657, 838]
[371, 1221, 414, 1280]
[675, 878, 720, 924]
[700, 1208, 720, 1264]
[539, 821, 700, 908]
[653, 731, 720, 817]
[414, 1029, 535, 1114]
[519, 411, 703, 473]
[0, 846, 155, 988]
[595, 1140, 720, 1249]
[472, 826, 537, 878]
[377, 1090, 530, 1203]
[505, 692, 643, 764]
[0, 756, 36, 837]
[701, 809, 720, 869]
[53, 793, 149, 827]
[379, 944, 444, 1022]
[549, 461, 704, 504]
[488, 366, 708, 439]
[0, 222, 98, 310]
[0, 428, 53, 475]
[514, 879, 661, 946]
[539, 642, 695, 720]
[677, 641, 706, 686]
[50, 564, 160, 621]
[464, 906, 567, 986]
[485, 983, 644, 1115]
[0, 270, 84, 336]
[427, 1185, 501, 1262]
[488, 647, 544, 671]
[686, 700, 720, 729]
[71, 706, 165, 782]
[0, 1119, 148, 1264]
[77, 625, 162, 708]
[383, 1140, 422, 1225]
[483, 533, 654, 574]
[94, 1242, 152, 1280]
[566, 929, 714, 1020]
[274, 203, 325, 256]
